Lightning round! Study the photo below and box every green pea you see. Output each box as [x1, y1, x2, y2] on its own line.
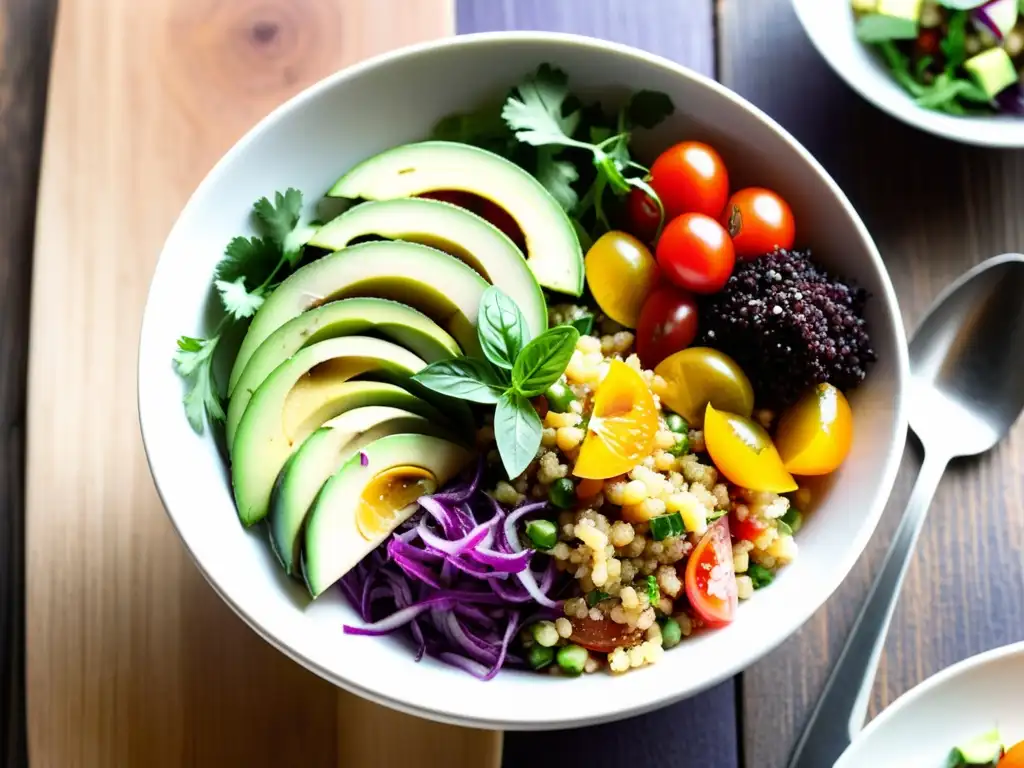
[556, 644, 588, 676]
[527, 644, 555, 670]
[530, 621, 559, 648]
[526, 519, 558, 550]
[544, 380, 578, 413]
[660, 618, 683, 649]
[665, 413, 689, 434]
[667, 433, 690, 457]
[548, 478, 576, 510]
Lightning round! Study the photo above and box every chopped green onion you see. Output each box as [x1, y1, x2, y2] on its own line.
[748, 563, 774, 589]
[646, 574, 659, 605]
[660, 618, 682, 649]
[586, 590, 610, 608]
[530, 621, 559, 648]
[650, 512, 684, 541]
[525, 519, 558, 550]
[556, 644, 588, 676]
[544, 380, 578, 413]
[781, 506, 803, 533]
[527, 644, 555, 670]
[707, 508, 728, 522]
[667, 433, 689, 456]
[665, 413, 688, 434]
[548, 478, 576, 510]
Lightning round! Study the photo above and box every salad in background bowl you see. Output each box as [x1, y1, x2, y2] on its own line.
[793, 0, 1024, 146]
[138, 32, 907, 729]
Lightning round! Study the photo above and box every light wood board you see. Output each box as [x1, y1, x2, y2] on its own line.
[24, 0, 502, 764]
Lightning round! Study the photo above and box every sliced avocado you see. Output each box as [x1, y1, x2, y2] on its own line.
[231, 335, 457, 526]
[965, 47, 1017, 99]
[302, 433, 473, 597]
[947, 728, 1004, 766]
[326, 141, 584, 297]
[226, 297, 460, 446]
[228, 240, 489, 394]
[269, 405, 450, 575]
[309, 198, 547, 338]
[855, 0, 921, 41]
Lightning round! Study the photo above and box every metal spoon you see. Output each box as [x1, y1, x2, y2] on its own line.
[787, 253, 1024, 768]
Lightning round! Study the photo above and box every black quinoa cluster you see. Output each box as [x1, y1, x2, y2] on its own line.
[697, 249, 876, 409]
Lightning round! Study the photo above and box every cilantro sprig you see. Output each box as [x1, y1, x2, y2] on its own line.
[174, 189, 316, 432]
[412, 287, 579, 479]
[433, 64, 674, 242]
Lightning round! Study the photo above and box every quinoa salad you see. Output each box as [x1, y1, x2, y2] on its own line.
[174, 64, 875, 680]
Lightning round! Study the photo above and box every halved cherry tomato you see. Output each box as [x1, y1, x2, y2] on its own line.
[721, 187, 795, 260]
[1000, 741, 1024, 768]
[649, 141, 730, 220]
[569, 615, 643, 652]
[625, 187, 663, 244]
[704, 404, 797, 493]
[683, 517, 738, 627]
[654, 347, 754, 428]
[774, 383, 853, 476]
[730, 512, 767, 543]
[585, 231, 660, 328]
[656, 213, 735, 294]
[635, 286, 699, 369]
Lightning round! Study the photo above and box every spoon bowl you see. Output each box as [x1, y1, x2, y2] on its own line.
[909, 254, 1024, 458]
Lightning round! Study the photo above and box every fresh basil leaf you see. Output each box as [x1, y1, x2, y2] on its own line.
[569, 314, 594, 336]
[411, 358, 506, 404]
[494, 390, 543, 479]
[478, 286, 530, 370]
[625, 90, 675, 129]
[513, 325, 580, 396]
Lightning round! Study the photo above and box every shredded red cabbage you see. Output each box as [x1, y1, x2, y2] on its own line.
[340, 460, 564, 680]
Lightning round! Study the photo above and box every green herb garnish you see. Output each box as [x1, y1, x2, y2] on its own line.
[586, 590, 610, 608]
[748, 563, 774, 590]
[646, 574, 660, 605]
[413, 286, 579, 479]
[174, 189, 315, 432]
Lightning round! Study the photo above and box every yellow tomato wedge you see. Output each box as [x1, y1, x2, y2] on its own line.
[584, 231, 659, 328]
[574, 360, 658, 479]
[654, 347, 754, 428]
[704, 404, 797, 493]
[774, 383, 853, 475]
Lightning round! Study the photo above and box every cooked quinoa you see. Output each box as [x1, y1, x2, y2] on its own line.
[486, 323, 802, 676]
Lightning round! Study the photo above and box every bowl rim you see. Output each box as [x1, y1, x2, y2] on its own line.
[791, 0, 1024, 149]
[837, 640, 1024, 764]
[138, 29, 910, 730]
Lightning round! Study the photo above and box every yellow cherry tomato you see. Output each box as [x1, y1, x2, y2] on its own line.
[654, 347, 754, 428]
[574, 360, 659, 479]
[774, 383, 853, 475]
[704, 404, 797, 493]
[584, 231, 660, 328]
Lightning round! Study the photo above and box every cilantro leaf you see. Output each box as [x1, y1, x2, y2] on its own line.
[173, 336, 224, 432]
[215, 236, 280, 286]
[535, 148, 579, 211]
[625, 90, 675, 129]
[253, 189, 303, 248]
[432, 102, 514, 151]
[283, 221, 318, 267]
[215, 277, 265, 320]
[502, 64, 581, 148]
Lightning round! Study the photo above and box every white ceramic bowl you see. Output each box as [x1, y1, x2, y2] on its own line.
[793, 0, 1024, 147]
[837, 642, 1024, 766]
[138, 31, 909, 730]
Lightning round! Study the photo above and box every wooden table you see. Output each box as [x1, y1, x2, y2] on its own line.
[2, 0, 1022, 766]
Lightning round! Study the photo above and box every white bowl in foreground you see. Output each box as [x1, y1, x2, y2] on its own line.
[837, 642, 1024, 766]
[138, 32, 908, 730]
[792, 0, 1024, 148]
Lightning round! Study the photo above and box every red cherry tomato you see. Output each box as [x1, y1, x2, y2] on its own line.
[683, 517, 738, 627]
[625, 187, 662, 244]
[656, 213, 735, 294]
[649, 141, 730, 220]
[730, 512, 767, 544]
[721, 187, 796, 260]
[635, 286, 699, 369]
[569, 616, 643, 652]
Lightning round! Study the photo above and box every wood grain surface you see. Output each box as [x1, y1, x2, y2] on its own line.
[22, 0, 499, 765]
[0, 0, 56, 764]
[719, 2, 1024, 766]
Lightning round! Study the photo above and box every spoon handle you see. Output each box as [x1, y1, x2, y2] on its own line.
[786, 451, 949, 768]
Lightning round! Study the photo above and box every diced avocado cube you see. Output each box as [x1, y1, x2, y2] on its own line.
[965, 47, 1018, 98]
[855, 0, 922, 41]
